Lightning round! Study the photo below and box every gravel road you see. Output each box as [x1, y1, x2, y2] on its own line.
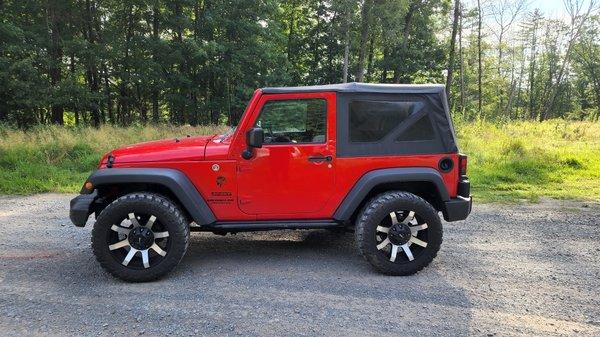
[0, 194, 598, 336]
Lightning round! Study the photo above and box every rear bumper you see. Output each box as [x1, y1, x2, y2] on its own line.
[70, 191, 98, 227]
[442, 196, 472, 222]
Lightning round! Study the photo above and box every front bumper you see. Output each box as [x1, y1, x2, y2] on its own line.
[70, 190, 98, 227]
[442, 195, 472, 222]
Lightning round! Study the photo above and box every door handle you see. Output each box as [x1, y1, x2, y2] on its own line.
[308, 155, 333, 162]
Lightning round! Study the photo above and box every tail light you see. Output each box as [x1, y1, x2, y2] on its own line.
[459, 154, 468, 176]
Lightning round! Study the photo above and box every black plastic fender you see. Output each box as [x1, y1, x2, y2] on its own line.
[87, 168, 216, 226]
[333, 167, 450, 221]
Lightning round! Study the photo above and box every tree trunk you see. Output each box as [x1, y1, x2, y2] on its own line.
[366, 33, 375, 82]
[85, 0, 101, 127]
[528, 16, 539, 120]
[446, 0, 460, 101]
[287, 1, 296, 64]
[394, 0, 419, 83]
[477, 0, 483, 118]
[381, 46, 389, 82]
[103, 64, 113, 123]
[152, 1, 160, 123]
[47, 0, 64, 125]
[356, 0, 373, 82]
[342, 30, 349, 83]
[458, 5, 465, 116]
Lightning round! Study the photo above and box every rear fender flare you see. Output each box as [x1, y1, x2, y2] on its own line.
[333, 167, 450, 221]
[88, 168, 216, 226]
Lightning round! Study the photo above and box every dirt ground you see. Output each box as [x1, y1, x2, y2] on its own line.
[0, 194, 598, 336]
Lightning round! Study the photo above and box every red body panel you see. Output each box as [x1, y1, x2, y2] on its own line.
[102, 90, 460, 221]
[101, 135, 214, 165]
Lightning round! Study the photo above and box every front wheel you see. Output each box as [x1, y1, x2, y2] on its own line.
[91, 193, 190, 282]
[355, 191, 443, 275]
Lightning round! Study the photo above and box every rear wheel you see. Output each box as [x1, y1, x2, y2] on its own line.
[91, 193, 190, 282]
[355, 191, 442, 275]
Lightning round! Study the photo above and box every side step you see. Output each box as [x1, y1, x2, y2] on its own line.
[195, 220, 344, 233]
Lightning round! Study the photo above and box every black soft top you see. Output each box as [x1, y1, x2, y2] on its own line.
[262, 82, 445, 94]
[263, 82, 458, 157]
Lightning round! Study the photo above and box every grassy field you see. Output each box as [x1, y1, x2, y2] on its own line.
[0, 120, 599, 202]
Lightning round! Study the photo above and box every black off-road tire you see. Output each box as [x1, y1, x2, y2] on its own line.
[355, 191, 443, 276]
[91, 193, 190, 282]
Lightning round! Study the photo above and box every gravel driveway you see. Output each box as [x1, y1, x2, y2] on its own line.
[0, 194, 598, 336]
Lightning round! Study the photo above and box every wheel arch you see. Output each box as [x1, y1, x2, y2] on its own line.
[333, 168, 450, 224]
[88, 168, 216, 226]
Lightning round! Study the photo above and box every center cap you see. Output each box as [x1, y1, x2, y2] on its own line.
[388, 223, 412, 245]
[128, 227, 155, 250]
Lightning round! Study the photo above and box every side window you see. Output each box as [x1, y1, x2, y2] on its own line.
[349, 100, 428, 142]
[255, 99, 327, 144]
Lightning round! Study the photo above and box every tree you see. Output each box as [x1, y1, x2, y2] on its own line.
[541, 0, 597, 120]
[446, 0, 461, 100]
[477, 0, 483, 117]
[489, 0, 526, 109]
[356, 0, 373, 82]
[1, 0, 598, 127]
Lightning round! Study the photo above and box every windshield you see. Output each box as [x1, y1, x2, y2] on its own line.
[217, 126, 237, 142]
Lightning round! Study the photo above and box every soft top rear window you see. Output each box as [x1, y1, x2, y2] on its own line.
[349, 101, 415, 142]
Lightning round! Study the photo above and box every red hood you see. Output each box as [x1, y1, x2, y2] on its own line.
[102, 135, 216, 165]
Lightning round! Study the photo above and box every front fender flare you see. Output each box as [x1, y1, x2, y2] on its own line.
[88, 168, 216, 226]
[332, 167, 450, 221]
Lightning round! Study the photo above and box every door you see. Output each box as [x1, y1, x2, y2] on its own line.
[237, 93, 336, 216]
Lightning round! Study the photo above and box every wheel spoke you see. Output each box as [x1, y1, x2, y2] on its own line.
[376, 238, 390, 250]
[150, 243, 167, 256]
[390, 244, 399, 262]
[145, 215, 157, 229]
[120, 219, 133, 228]
[410, 223, 428, 235]
[409, 236, 428, 247]
[402, 211, 415, 224]
[108, 239, 130, 251]
[401, 244, 415, 261]
[389, 212, 399, 225]
[376, 225, 389, 233]
[154, 231, 169, 239]
[128, 213, 141, 227]
[111, 225, 130, 236]
[122, 248, 137, 266]
[141, 249, 150, 268]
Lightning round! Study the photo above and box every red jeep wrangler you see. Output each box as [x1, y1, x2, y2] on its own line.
[70, 83, 471, 282]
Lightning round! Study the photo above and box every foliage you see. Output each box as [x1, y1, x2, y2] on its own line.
[2, 1, 598, 126]
[0, 0, 452, 127]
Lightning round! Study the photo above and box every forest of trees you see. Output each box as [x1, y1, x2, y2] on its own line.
[0, 0, 599, 128]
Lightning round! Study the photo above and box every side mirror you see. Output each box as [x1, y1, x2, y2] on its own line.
[242, 127, 264, 159]
[246, 127, 264, 148]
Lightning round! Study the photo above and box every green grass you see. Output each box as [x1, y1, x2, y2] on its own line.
[0, 120, 599, 203]
[0, 124, 227, 194]
[456, 120, 600, 202]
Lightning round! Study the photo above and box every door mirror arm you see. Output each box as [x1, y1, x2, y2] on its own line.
[242, 127, 264, 160]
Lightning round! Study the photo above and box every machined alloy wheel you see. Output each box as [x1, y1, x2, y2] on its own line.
[375, 210, 429, 263]
[355, 191, 443, 275]
[92, 193, 190, 282]
[107, 212, 171, 269]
